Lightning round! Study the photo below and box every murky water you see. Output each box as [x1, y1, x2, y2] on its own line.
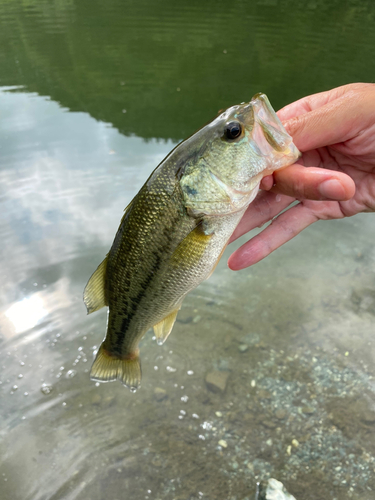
[1, 1, 375, 499]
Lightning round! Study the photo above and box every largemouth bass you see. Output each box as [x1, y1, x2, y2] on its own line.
[84, 93, 300, 390]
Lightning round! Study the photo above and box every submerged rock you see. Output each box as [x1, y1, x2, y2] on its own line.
[257, 478, 297, 500]
[154, 387, 168, 402]
[205, 370, 229, 393]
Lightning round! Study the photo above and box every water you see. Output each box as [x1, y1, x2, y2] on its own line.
[1, 1, 375, 499]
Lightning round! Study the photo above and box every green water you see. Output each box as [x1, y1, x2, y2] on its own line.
[1, 1, 375, 499]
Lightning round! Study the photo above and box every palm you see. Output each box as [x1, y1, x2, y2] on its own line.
[298, 146, 375, 218]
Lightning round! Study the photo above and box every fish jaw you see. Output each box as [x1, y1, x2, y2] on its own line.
[249, 92, 301, 170]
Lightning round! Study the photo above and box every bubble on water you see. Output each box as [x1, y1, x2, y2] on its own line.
[24, 392, 29, 396]
[62, 402, 67, 407]
[198, 435, 205, 440]
[192, 413, 199, 419]
[156, 338, 164, 346]
[59, 366, 64, 371]
[65, 369, 77, 379]
[82, 358, 88, 363]
[180, 410, 186, 415]
[130, 386, 137, 393]
[95, 382, 100, 387]
[154, 366, 158, 371]
[166, 366, 177, 373]
[187, 370, 194, 375]
[40, 384, 53, 395]
[78, 346, 83, 351]
[12, 385, 18, 391]
[18, 374, 23, 379]
[19, 361, 25, 366]
[56, 372, 62, 379]
[181, 395, 189, 403]
[21, 416, 26, 420]
[201, 421, 212, 430]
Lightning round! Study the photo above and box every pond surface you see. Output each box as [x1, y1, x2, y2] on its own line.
[1, 1, 375, 499]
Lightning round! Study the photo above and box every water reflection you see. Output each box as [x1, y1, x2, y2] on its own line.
[5, 295, 47, 335]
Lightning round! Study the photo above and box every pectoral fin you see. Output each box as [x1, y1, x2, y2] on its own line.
[171, 221, 213, 269]
[83, 255, 109, 314]
[153, 306, 181, 345]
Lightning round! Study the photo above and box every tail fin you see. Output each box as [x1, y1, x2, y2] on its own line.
[90, 345, 141, 391]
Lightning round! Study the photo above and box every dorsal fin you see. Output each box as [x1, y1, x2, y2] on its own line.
[83, 255, 109, 314]
[153, 306, 181, 345]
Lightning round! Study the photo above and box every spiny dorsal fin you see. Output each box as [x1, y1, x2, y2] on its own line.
[83, 255, 109, 314]
[153, 306, 181, 346]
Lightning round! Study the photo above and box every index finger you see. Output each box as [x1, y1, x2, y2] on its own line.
[280, 85, 375, 152]
[277, 83, 370, 121]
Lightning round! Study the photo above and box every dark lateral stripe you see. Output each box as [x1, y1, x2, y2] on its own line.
[112, 252, 163, 352]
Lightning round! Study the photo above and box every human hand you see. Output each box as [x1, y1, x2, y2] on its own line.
[228, 82, 375, 270]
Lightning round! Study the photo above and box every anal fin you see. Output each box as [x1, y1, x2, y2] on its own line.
[83, 255, 108, 314]
[90, 345, 141, 391]
[153, 306, 181, 345]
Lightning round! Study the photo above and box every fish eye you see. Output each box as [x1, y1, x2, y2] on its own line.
[224, 121, 242, 141]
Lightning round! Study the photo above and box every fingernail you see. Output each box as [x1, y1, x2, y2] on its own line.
[318, 179, 346, 200]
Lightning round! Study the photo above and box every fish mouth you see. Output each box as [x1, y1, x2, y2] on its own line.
[250, 93, 300, 163]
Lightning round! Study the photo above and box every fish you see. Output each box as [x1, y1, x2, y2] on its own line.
[83, 93, 300, 390]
